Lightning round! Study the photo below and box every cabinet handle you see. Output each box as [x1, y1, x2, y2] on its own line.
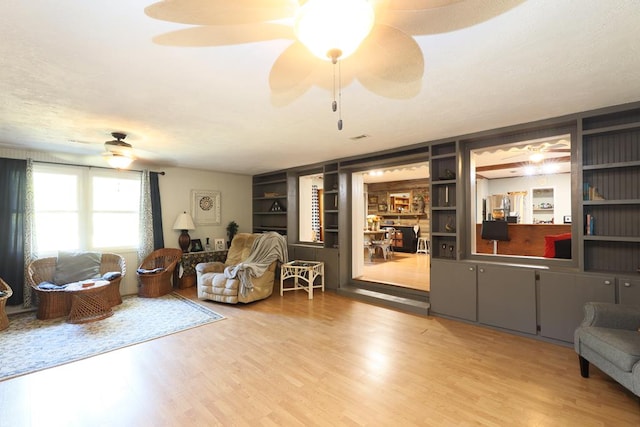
[479, 268, 484, 273]
[469, 267, 474, 271]
[604, 280, 611, 285]
[624, 282, 631, 287]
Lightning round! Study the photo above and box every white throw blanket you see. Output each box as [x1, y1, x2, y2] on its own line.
[223, 232, 288, 296]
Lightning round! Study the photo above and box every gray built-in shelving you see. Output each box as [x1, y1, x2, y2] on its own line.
[430, 141, 458, 260]
[322, 163, 340, 249]
[581, 107, 640, 274]
[252, 171, 288, 234]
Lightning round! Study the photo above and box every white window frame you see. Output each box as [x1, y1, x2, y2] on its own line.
[33, 163, 142, 255]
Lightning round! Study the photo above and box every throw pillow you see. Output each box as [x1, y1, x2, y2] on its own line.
[101, 271, 122, 281]
[53, 251, 102, 285]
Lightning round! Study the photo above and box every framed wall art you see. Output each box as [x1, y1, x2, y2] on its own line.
[191, 190, 221, 225]
[214, 238, 225, 251]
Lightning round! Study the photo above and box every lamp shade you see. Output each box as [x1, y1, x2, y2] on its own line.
[294, 0, 374, 61]
[173, 212, 195, 230]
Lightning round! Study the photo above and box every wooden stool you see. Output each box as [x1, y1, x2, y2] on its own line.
[417, 237, 429, 254]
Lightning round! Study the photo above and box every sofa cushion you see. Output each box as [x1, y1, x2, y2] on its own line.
[53, 251, 102, 285]
[579, 326, 640, 372]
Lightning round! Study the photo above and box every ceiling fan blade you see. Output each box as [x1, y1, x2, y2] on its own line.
[153, 23, 294, 47]
[268, 42, 317, 106]
[380, 0, 525, 36]
[354, 25, 424, 83]
[351, 25, 423, 99]
[379, 0, 464, 10]
[145, 0, 295, 26]
[269, 43, 361, 105]
[269, 42, 316, 92]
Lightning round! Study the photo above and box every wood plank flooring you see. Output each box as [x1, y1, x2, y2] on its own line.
[359, 252, 430, 291]
[1, 288, 639, 426]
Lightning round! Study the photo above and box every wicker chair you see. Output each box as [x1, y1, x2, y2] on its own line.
[137, 248, 183, 298]
[0, 278, 13, 331]
[27, 253, 126, 320]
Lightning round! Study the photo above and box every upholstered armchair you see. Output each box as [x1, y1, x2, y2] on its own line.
[574, 302, 640, 397]
[196, 232, 288, 304]
[137, 248, 183, 298]
[27, 252, 126, 320]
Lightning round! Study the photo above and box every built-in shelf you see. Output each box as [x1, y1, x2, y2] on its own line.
[581, 108, 640, 273]
[430, 141, 458, 260]
[252, 172, 288, 235]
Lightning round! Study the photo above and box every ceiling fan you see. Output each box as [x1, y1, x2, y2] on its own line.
[102, 132, 135, 168]
[144, 0, 524, 104]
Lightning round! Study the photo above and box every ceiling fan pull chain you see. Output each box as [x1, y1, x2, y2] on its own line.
[337, 59, 343, 131]
[332, 61, 337, 113]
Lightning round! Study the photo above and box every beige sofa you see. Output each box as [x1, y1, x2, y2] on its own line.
[196, 233, 286, 304]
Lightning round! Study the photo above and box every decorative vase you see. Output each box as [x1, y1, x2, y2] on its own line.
[445, 216, 456, 232]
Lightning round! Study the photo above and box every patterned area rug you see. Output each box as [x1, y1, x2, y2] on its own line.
[0, 293, 224, 381]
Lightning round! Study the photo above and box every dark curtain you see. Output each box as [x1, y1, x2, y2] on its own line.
[0, 158, 26, 306]
[150, 172, 164, 250]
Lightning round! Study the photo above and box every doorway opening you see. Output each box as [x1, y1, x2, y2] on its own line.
[351, 162, 430, 291]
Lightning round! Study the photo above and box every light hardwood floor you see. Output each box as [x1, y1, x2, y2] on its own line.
[359, 252, 430, 291]
[1, 288, 639, 426]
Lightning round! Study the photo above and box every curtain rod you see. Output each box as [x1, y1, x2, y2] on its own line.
[33, 160, 165, 175]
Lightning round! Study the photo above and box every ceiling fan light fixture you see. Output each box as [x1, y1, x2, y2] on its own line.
[104, 153, 134, 169]
[102, 132, 135, 169]
[294, 0, 374, 61]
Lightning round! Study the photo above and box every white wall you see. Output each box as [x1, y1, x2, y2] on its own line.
[477, 172, 571, 224]
[159, 166, 252, 254]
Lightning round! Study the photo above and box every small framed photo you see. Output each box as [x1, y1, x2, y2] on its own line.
[378, 204, 388, 212]
[563, 215, 572, 224]
[190, 239, 203, 252]
[214, 238, 225, 251]
[368, 195, 378, 204]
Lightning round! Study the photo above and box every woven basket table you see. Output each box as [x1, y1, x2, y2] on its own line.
[0, 278, 13, 331]
[65, 280, 113, 324]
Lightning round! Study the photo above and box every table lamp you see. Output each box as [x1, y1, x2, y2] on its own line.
[173, 211, 195, 253]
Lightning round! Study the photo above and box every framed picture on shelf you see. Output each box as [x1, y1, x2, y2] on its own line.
[378, 204, 388, 212]
[191, 189, 221, 225]
[190, 239, 203, 252]
[214, 238, 225, 251]
[368, 195, 378, 204]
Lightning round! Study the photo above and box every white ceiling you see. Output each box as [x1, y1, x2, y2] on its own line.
[1, 1, 639, 176]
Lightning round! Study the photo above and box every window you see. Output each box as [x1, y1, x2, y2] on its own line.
[33, 164, 141, 254]
[469, 134, 574, 259]
[298, 172, 324, 243]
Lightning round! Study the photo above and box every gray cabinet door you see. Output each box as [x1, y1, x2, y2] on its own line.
[288, 245, 339, 291]
[430, 260, 477, 321]
[315, 248, 339, 290]
[539, 271, 615, 342]
[618, 277, 640, 306]
[477, 264, 537, 334]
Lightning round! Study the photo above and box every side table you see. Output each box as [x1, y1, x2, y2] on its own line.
[65, 280, 113, 324]
[280, 260, 325, 300]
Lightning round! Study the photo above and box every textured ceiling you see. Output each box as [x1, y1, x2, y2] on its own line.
[1, 0, 639, 175]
